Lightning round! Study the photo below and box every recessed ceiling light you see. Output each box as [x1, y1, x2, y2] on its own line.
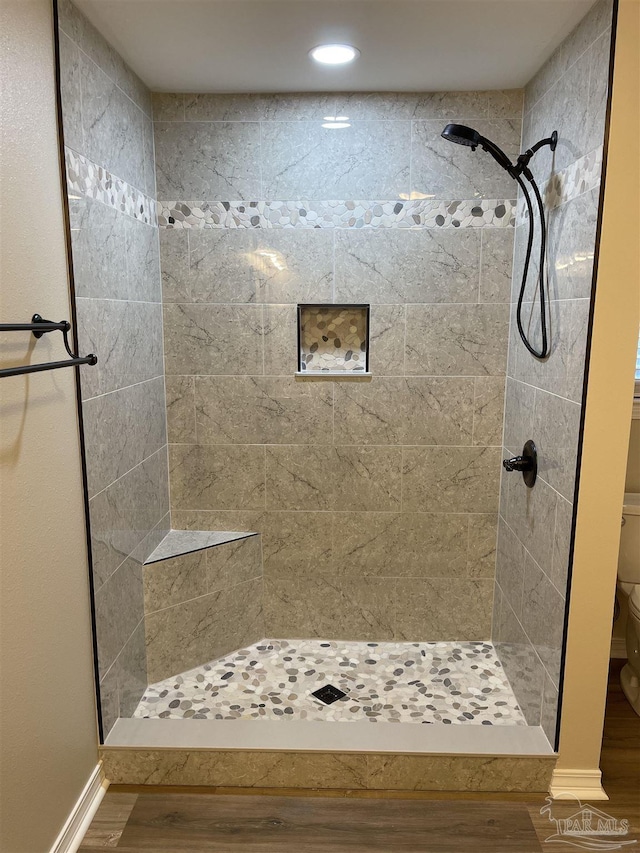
[310, 44, 360, 65]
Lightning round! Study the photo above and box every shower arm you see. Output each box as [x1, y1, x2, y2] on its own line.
[476, 131, 558, 180]
[513, 131, 558, 179]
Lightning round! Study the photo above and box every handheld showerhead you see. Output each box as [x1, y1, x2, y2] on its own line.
[441, 123, 481, 149]
[440, 120, 558, 361]
[442, 123, 515, 173]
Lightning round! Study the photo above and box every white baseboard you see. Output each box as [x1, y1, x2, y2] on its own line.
[549, 768, 609, 801]
[610, 637, 628, 659]
[49, 763, 108, 853]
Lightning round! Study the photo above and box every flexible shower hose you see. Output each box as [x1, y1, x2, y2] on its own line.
[513, 172, 549, 359]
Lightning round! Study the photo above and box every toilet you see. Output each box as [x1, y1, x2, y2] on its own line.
[617, 493, 640, 716]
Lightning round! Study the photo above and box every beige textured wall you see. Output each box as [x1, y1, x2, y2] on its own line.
[555, 0, 640, 793]
[0, 1, 99, 850]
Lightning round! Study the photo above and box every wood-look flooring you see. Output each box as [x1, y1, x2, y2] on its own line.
[80, 660, 639, 852]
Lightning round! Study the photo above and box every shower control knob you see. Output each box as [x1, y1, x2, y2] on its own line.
[502, 440, 538, 489]
[503, 455, 531, 472]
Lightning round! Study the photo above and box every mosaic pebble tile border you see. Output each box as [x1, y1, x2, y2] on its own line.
[65, 147, 157, 225]
[134, 638, 526, 726]
[516, 144, 604, 224]
[156, 198, 517, 230]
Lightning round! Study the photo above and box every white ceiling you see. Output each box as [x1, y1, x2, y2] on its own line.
[74, 0, 597, 94]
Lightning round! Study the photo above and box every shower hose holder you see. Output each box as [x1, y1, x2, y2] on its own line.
[503, 439, 538, 489]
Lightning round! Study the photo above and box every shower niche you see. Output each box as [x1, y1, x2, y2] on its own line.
[297, 304, 370, 375]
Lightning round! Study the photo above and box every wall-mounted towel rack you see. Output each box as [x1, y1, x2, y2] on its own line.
[0, 313, 97, 378]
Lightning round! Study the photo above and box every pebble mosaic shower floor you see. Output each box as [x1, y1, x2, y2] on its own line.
[133, 639, 526, 726]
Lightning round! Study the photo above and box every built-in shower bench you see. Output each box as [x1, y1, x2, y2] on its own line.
[142, 529, 264, 682]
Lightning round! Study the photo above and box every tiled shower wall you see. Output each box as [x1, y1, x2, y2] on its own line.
[493, 0, 613, 744]
[58, 0, 169, 735]
[155, 90, 523, 641]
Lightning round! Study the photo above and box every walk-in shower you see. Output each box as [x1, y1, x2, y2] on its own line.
[53, 0, 614, 779]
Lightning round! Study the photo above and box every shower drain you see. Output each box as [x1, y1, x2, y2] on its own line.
[311, 684, 348, 705]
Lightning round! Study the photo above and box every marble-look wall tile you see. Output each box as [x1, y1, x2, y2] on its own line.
[411, 120, 521, 199]
[113, 54, 152, 118]
[159, 230, 190, 302]
[71, 199, 160, 302]
[195, 376, 333, 445]
[551, 495, 573, 595]
[369, 305, 405, 376]
[145, 577, 264, 682]
[333, 377, 474, 446]
[261, 512, 333, 577]
[163, 304, 263, 375]
[187, 230, 258, 304]
[117, 622, 148, 718]
[89, 449, 169, 589]
[253, 231, 334, 304]
[503, 377, 535, 454]
[494, 595, 545, 725]
[502, 471, 557, 576]
[263, 304, 297, 375]
[94, 555, 144, 678]
[547, 188, 599, 301]
[511, 298, 591, 404]
[143, 536, 262, 614]
[334, 229, 480, 304]
[334, 512, 469, 579]
[186, 230, 334, 304]
[58, 0, 118, 81]
[206, 536, 262, 590]
[165, 375, 196, 443]
[521, 552, 566, 687]
[333, 446, 402, 512]
[524, 0, 613, 111]
[479, 228, 514, 303]
[152, 93, 185, 122]
[265, 446, 401, 512]
[70, 197, 128, 300]
[83, 376, 167, 498]
[154, 121, 261, 199]
[467, 514, 498, 578]
[394, 578, 493, 640]
[58, 30, 83, 152]
[80, 51, 146, 191]
[495, 518, 526, 621]
[264, 575, 394, 641]
[76, 299, 164, 399]
[402, 447, 500, 514]
[261, 121, 411, 199]
[541, 672, 560, 747]
[532, 389, 581, 500]
[98, 663, 119, 738]
[124, 217, 161, 302]
[586, 29, 612, 154]
[169, 444, 265, 511]
[171, 509, 266, 534]
[405, 304, 509, 376]
[143, 551, 208, 613]
[472, 377, 506, 446]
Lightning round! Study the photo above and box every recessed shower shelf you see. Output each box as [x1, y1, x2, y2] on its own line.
[297, 303, 370, 377]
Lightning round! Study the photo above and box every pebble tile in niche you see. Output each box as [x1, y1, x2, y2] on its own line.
[133, 639, 526, 726]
